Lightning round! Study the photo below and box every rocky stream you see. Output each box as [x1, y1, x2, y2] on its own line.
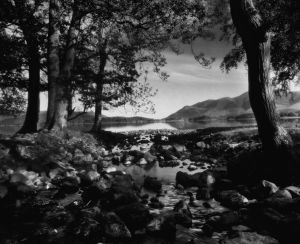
[1, 127, 300, 243]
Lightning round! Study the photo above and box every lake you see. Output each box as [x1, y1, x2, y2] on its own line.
[1, 118, 300, 135]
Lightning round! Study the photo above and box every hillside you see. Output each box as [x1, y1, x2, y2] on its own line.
[166, 92, 300, 120]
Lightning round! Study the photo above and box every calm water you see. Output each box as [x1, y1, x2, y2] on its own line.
[1, 118, 300, 135]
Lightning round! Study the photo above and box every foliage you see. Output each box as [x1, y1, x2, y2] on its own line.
[218, 0, 300, 93]
[0, 88, 26, 115]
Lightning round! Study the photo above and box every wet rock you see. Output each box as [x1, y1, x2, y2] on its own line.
[272, 189, 292, 199]
[216, 211, 240, 229]
[107, 174, 139, 208]
[112, 155, 122, 165]
[159, 160, 180, 167]
[144, 151, 157, 163]
[285, 186, 300, 198]
[137, 158, 148, 165]
[223, 232, 279, 244]
[262, 180, 279, 195]
[176, 170, 215, 188]
[196, 141, 207, 149]
[115, 203, 151, 232]
[188, 165, 197, 171]
[148, 197, 164, 209]
[176, 225, 218, 244]
[215, 190, 248, 208]
[143, 176, 162, 193]
[55, 176, 80, 195]
[174, 200, 192, 228]
[160, 148, 178, 161]
[128, 150, 144, 162]
[196, 187, 212, 200]
[182, 159, 192, 166]
[173, 144, 186, 153]
[82, 183, 106, 203]
[102, 212, 131, 239]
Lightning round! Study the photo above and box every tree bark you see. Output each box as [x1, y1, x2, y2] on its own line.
[44, 0, 60, 130]
[18, 33, 40, 133]
[91, 39, 108, 132]
[229, 0, 292, 151]
[51, 0, 81, 130]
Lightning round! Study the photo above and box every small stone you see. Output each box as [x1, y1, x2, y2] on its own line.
[196, 141, 207, 149]
[138, 158, 147, 165]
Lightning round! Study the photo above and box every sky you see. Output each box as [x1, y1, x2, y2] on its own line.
[40, 37, 249, 119]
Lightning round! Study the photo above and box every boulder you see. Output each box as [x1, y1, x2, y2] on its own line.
[102, 212, 131, 239]
[215, 190, 248, 208]
[115, 203, 151, 232]
[144, 151, 157, 163]
[176, 170, 215, 188]
[143, 176, 162, 193]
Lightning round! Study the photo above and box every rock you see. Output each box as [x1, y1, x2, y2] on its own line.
[196, 141, 207, 149]
[262, 180, 279, 195]
[112, 155, 122, 165]
[196, 187, 212, 200]
[144, 151, 157, 163]
[215, 190, 248, 208]
[82, 183, 106, 203]
[137, 158, 147, 165]
[107, 174, 140, 208]
[176, 225, 218, 244]
[173, 144, 186, 153]
[285, 186, 300, 197]
[218, 211, 240, 229]
[128, 150, 144, 162]
[105, 167, 117, 173]
[160, 149, 178, 161]
[57, 176, 80, 195]
[86, 170, 100, 182]
[176, 184, 185, 191]
[176, 170, 215, 188]
[115, 203, 151, 232]
[182, 159, 192, 166]
[148, 197, 164, 209]
[272, 189, 292, 199]
[143, 176, 162, 193]
[223, 232, 279, 244]
[124, 161, 132, 166]
[173, 200, 192, 228]
[102, 212, 131, 239]
[159, 160, 180, 167]
[188, 165, 197, 171]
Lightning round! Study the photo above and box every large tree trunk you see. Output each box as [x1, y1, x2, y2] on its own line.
[91, 38, 107, 132]
[44, 0, 60, 130]
[91, 82, 104, 132]
[18, 35, 40, 134]
[51, 0, 81, 130]
[229, 0, 292, 152]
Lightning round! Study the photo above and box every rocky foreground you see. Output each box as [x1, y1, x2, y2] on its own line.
[1, 128, 300, 243]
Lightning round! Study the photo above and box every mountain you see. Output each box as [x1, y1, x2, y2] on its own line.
[166, 92, 300, 120]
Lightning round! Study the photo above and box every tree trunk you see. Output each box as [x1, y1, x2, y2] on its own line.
[229, 0, 292, 151]
[18, 35, 40, 133]
[51, 1, 81, 130]
[92, 82, 104, 132]
[44, 0, 60, 130]
[91, 38, 107, 132]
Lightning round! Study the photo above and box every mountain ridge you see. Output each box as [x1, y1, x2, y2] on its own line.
[166, 91, 300, 120]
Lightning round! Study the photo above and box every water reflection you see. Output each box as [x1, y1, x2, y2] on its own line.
[2, 117, 300, 135]
[117, 161, 204, 184]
